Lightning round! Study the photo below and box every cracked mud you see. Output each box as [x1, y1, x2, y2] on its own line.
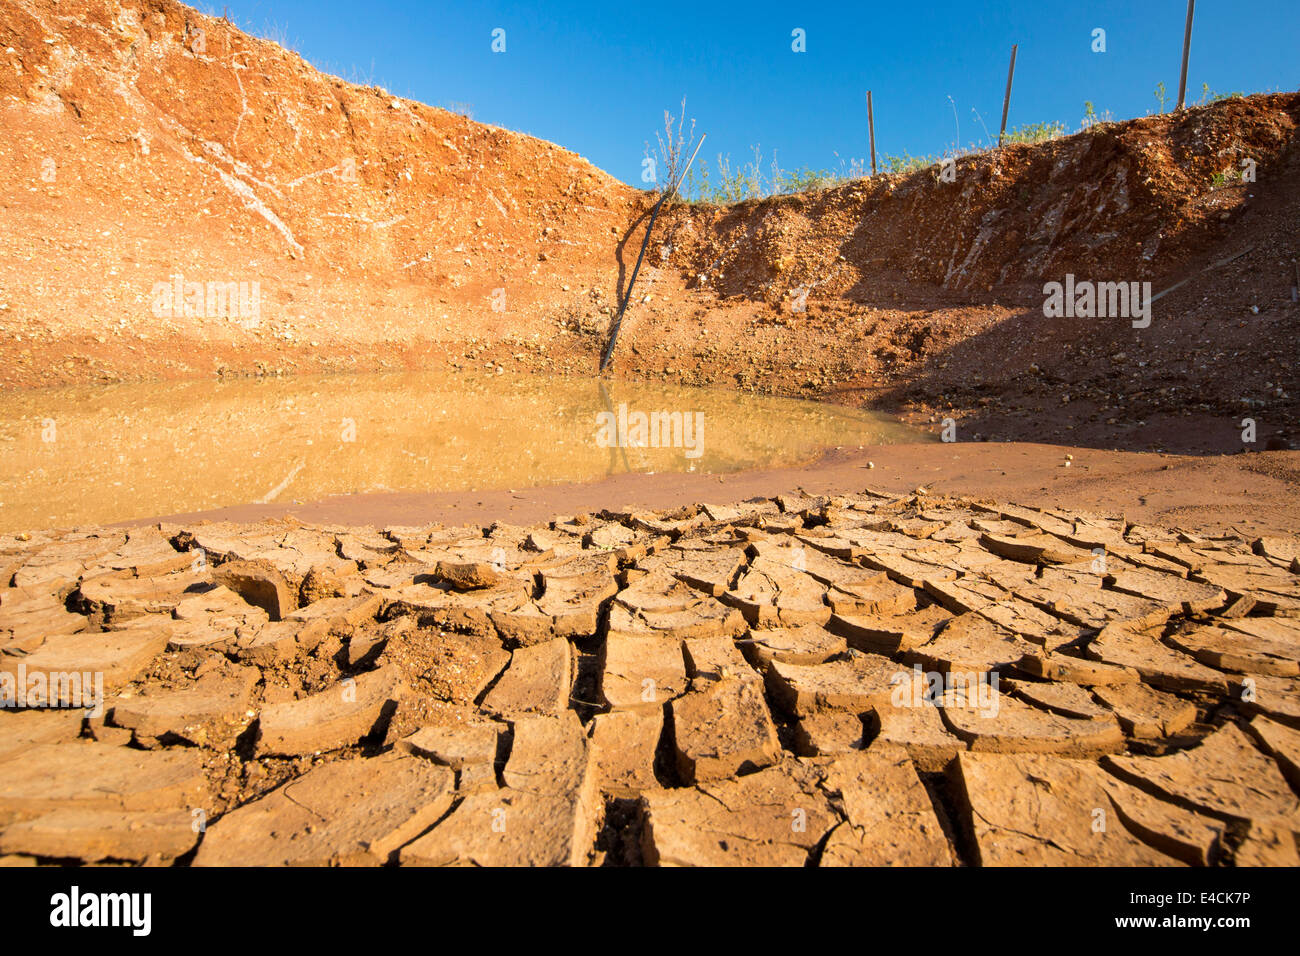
[2, 487, 1299, 866]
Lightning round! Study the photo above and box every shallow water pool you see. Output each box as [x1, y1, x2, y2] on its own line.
[0, 371, 928, 531]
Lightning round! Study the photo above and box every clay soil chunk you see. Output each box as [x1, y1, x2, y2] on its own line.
[1091, 683, 1197, 739]
[793, 711, 865, 756]
[482, 638, 571, 716]
[1238, 674, 1300, 725]
[754, 541, 912, 617]
[608, 571, 745, 641]
[385, 579, 533, 637]
[1015, 572, 1170, 631]
[403, 713, 599, 866]
[397, 720, 502, 772]
[399, 789, 592, 867]
[923, 576, 1009, 614]
[523, 564, 619, 641]
[908, 612, 1041, 674]
[74, 569, 207, 624]
[740, 624, 847, 667]
[1106, 566, 1226, 615]
[639, 761, 837, 866]
[0, 743, 207, 815]
[670, 677, 781, 782]
[831, 603, 951, 655]
[819, 744, 954, 866]
[0, 809, 198, 863]
[502, 712, 595, 797]
[1232, 822, 1300, 866]
[256, 665, 405, 756]
[212, 559, 298, 620]
[8, 535, 128, 590]
[598, 633, 687, 711]
[976, 598, 1088, 652]
[1086, 623, 1233, 694]
[637, 546, 746, 597]
[1103, 723, 1300, 825]
[1193, 563, 1300, 616]
[170, 585, 271, 643]
[682, 635, 753, 682]
[109, 666, 260, 746]
[230, 619, 328, 664]
[0, 588, 88, 653]
[100, 529, 194, 578]
[867, 701, 965, 772]
[1096, 773, 1228, 866]
[723, 556, 830, 627]
[1246, 715, 1300, 790]
[1008, 679, 1110, 720]
[765, 653, 902, 717]
[941, 694, 1123, 757]
[286, 592, 381, 629]
[979, 532, 1093, 566]
[0, 709, 85, 762]
[589, 709, 664, 796]
[195, 752, 455, 866]
[859, 548, 958, 589]
[433, 560, 500, 590]
[1016, 652, 1139, 686]
[1254, 536, 1300, 566]
[0, 627, 169, 701]
[1218, 615, 1300, 647]
[951, 752, 1180, 865]
[1165, 624, 1299, 677]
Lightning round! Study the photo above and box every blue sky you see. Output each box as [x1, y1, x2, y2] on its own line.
[206, 0, 1299, 187]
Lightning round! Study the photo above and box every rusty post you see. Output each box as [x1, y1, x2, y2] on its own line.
[998, 44, 1018, 146]
[1176, 0, 1195, 109]
[867, 90, 877, 176]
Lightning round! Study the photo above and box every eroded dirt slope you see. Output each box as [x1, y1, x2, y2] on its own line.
[0, 0, 634, 383]
[0, 0, 1297, 453]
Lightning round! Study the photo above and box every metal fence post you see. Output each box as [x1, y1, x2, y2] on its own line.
[998, 44, 1018, 146]
[1176, 0, 1195, 109]
[867, 91, 877, 175]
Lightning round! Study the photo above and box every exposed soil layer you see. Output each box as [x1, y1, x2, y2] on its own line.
[3, 488, 1299, 866]
[2, 0, 1297, 454]
[138, 444, 1300, 542]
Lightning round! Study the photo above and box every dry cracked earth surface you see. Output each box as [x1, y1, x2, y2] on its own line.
[2, 489, 1300, 867]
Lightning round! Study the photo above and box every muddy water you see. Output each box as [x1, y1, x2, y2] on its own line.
[0, 371, 928, 531]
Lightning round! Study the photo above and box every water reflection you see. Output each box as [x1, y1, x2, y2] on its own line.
[0, 371, 928, 531]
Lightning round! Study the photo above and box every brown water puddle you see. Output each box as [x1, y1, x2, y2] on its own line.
[0, 371, 927, 531]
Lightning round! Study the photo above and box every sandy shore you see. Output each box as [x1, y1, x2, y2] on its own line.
[131, 443, 1300, 538]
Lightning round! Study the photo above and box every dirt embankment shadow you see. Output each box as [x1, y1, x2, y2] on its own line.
[870, 132, 1300, 456]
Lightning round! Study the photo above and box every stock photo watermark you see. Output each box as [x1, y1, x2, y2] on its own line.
[891, 665, 1000, 718]
[595, 403, 705, 459]
[151, 273, 261, 328]
[1, 665, 104, 717]
[1043, 275, 1152, 328]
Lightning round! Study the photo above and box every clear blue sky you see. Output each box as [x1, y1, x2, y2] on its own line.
[204, 0, 1299, 186]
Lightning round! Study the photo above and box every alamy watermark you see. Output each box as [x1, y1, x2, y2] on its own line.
[1, 664, 104, 717]
[1043, 274, 1151, 329]
[151, 273, 261, 328]
[595, 403, 704, 459]
[891, 665, 1000, 718]
[50, 886, 150, 936]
